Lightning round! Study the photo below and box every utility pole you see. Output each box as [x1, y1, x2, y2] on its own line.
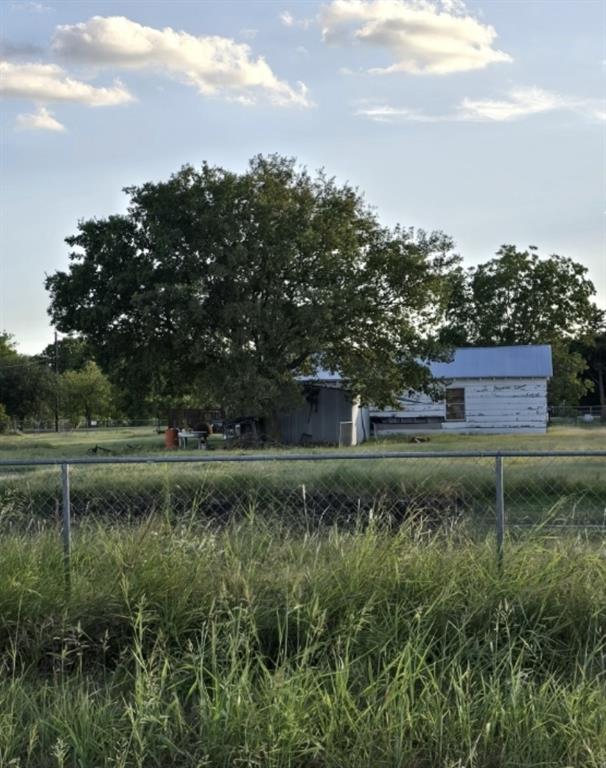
[597, 362, 606, 422]
[54, 330, 59, 433]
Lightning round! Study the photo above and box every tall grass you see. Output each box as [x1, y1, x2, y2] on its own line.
[0, 516, 605, 767]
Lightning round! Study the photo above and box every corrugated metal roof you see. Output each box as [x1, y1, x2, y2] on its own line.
[428, 345, 553, 379]
[298, 345, 553, 383]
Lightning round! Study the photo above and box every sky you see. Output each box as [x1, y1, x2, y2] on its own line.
[1, 0, 604, 355]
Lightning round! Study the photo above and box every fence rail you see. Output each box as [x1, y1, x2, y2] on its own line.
[2, 449, 606, 466]
[2, 451, 605, 586]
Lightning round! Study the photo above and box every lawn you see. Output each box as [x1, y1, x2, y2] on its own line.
[1, 424, 605, 460]
[0, 426, 165, 460]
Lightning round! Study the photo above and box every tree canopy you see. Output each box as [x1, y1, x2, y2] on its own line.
[0, 332, 55, 423]
[38, 336, 93, 373]
[443, 245, 603, 405]
[444, 245, 601, 344]
[576, 331, 606, 415]
[60, 361, 114, 427]
[0, 332, 119, 428]
[47, 155, 461, 417]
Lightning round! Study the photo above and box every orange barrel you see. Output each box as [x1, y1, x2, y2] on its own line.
[164, 427, 179, 449]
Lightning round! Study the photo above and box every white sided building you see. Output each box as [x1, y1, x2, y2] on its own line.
[371, 345, 553, 435]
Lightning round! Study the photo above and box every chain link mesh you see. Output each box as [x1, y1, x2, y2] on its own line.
[503, 455, 606, 529]
[1, 454, 605, 535]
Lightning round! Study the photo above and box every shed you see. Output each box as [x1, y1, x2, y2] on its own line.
[371, 345, 553, 435]
[278, 369, 370, 445]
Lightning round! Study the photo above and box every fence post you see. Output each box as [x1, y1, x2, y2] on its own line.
[495, 454, 505, 571]
[61, 463, 72, 595]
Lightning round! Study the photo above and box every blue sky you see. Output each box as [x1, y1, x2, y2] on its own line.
[1, 0, 604, 354]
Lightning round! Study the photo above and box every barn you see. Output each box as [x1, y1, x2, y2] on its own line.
[371, 345, 553, 435]
[278, 369, 370, 446]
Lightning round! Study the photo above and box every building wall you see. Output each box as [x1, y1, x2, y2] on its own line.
[369, 391, 445, 421]
[442, 378, 548, 434]
[371, 377, 549, 434]
[279, 388, 367, 445]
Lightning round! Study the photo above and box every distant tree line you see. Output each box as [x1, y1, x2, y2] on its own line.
[0, 332, 213, 431]
[2, 155, 603, 430]
[0, 334, 116, 430]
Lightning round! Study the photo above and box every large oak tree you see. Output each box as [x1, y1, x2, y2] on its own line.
[46, 155, 460, 418]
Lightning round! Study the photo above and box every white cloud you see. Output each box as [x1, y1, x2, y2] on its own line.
[458, 87, 603, 122]
[16, 105, 64, 131]
[440, 0, 467, 13]
[279, 11, 314, 30]
[52, 15, 311, 107]
[321, 0, 512, 75]
[356, 104, 442, 122]
[356, 86, 606, 123]
[10, 1, 53, 12]
[0, 60, 134, 105]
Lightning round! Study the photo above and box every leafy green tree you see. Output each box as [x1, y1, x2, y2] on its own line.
[46, 155, 461, 420]
[0, 402, 9, 433]
[446, 245, 601, 345]
[37, 336, 149, 418]
[589, 334, 606, 417]
[0, 332, 56, 424]
[443, 246, 603, 405]
[576, 331, 606, 417]
[38, 335, 93, 373]
[60, 361, 114, 427]
[549, 341, 594, 407]
[0, 332, 18, 363]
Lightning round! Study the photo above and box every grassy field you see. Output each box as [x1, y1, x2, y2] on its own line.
[0, 519, 605, 767]
[1, 423, 605, 460]
[1, 430, 604, 765]
[1, 426, 605, 529]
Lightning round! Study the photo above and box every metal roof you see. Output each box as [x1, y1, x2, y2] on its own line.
[298, 345, 553, 383]
[428, 345, 553, 379]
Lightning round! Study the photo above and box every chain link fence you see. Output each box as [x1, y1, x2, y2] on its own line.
[548, 405, 605, 425]
[2, 450, 605, 546]
[15, 418, 161, 434]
